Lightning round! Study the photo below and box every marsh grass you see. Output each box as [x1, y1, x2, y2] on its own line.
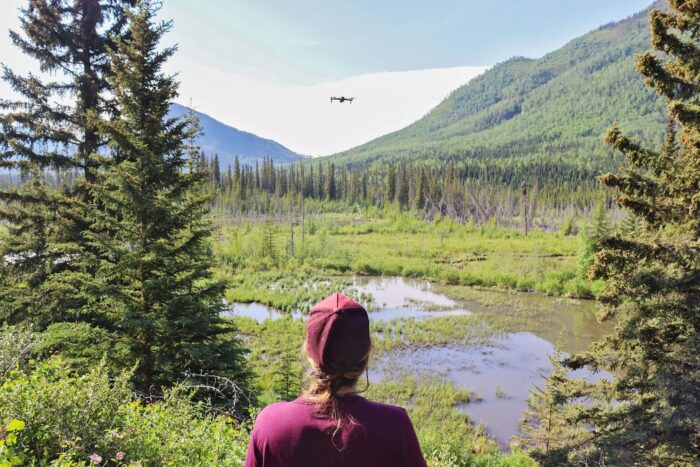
[214, 213, 602, 313]
[371, 315, 503, 355]
[367, 375, 535, 466]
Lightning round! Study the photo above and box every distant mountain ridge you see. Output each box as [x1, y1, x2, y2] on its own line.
[330, 1, 667, 174]
[169, 103, 303, 168]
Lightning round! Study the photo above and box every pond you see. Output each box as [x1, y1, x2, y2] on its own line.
[224, 276, 612, 449]
[370, 331, 610, 448]
[222, 276, 471, 322]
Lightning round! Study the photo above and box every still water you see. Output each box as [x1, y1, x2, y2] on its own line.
[224, 276, 612, 448]
[370, 332, 609, 447]
[223, 276, 470, 322]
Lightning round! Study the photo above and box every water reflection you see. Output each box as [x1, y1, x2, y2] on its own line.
[352, 276, 459, 310]
[221, 302, 302, 322]
[223, 276, 471, 322]
[222, 299, 469, 322]
[371, 332, 609, 448]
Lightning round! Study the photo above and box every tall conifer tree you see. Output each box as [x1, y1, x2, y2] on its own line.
[561, 1, 700, 463]
[0, 0, 133, 325]
[91, 0, 250, 392]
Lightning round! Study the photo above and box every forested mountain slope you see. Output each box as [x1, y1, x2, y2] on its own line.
[331, 2, 667, 177]
[169, 103, 303, 167]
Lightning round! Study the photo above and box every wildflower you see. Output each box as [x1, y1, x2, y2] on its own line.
[111, 432, 122, 439]
[89, 453, 102, 463]
[116, 452, 126, 460]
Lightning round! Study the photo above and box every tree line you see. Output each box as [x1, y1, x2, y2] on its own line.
[198, 154, 606, 229]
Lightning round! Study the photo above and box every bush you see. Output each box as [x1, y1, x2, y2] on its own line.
[0, 358, 132, 462]
[0, 419, 26, 466]
[106, 391, 249, 466]
[0, 358, 250, 466]
[0, 324, 35, 385]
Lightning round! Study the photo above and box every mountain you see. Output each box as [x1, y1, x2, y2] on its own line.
[169, 103, 303, 167]
[330, 2, 667, 179]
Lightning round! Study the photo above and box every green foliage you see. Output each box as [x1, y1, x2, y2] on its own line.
[217, 213, 602, 305]
[33, 322, 130, 374]
[560, 2, 700, 464]
[0, 419, 26, 467]
[106, 392, 249, 466]
[617, 211, 643, 238]
[0, 358, 132, 462]
[558, 214, 574, 236]
[589, 197, 611, 247]
[576, 229, 596, 278]
[234, 317, 305, 405]
[517, 350, 589, 465]
[0, 324, 35, 385]
[0, 357, 250, 466]
[86, 0, 250, 393]
[0, 0, 132, 326]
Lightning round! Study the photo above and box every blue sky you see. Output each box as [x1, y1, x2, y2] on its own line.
[160, 0, 654, 85]
[1, 0, 656, 154]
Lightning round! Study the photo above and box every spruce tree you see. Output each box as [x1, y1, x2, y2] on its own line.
[91, 0, 250, 393]
[396, 163, 410, 209]
[589, 196, 611, 248]
[518, 350, 588, 466]
[0, 0, 133, 326]
[325, 162, 336, 201]
[562, 1, 700, 463]
[385, 164, 396, 204]
[414, 167, 426, 209]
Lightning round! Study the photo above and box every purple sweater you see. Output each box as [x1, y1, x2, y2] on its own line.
[244, 395, 428, 467]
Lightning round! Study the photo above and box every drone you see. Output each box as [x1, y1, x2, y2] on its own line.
[330, 96, 354, 103]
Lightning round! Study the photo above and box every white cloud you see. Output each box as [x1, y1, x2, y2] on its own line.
[172, 61, 488, 156]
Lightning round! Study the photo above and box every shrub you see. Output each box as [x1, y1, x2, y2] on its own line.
[0, 357, 251, 466]
[106, 391, 250, 466]
[0, 324, 35, 385]
[0, 358, 132, 462]
[0, 419, 26, 466]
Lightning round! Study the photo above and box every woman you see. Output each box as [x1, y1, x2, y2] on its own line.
[245, 292, 427, 467]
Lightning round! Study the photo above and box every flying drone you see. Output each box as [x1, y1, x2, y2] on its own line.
[330, 96, 354, 103]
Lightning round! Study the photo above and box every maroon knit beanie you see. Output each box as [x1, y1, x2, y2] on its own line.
[306, 293, 371, 372]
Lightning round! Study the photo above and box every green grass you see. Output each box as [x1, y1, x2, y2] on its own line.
[372, 315, 502, 354]
[214, 211, 602, 312]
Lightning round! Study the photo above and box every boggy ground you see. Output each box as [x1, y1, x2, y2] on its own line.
[214, 211, 605, 313]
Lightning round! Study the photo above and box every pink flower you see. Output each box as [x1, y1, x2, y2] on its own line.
[89, 454, 102, 463]
[111, 432, 121, 439]
[116, 452, 125, 460]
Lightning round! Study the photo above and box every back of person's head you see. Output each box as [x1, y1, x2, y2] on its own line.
[302, 293, 372, 446]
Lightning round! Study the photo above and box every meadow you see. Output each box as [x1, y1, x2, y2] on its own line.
[215, 209, 604, 313]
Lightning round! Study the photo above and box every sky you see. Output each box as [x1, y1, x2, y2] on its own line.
[0, 0, 654, 155]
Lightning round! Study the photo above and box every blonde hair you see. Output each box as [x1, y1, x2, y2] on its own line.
[301, 340, 371, 450]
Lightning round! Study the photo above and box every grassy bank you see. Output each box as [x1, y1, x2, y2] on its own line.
[214, 211, 604, 312]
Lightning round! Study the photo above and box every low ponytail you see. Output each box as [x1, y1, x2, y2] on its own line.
[302, 343, 370, 450]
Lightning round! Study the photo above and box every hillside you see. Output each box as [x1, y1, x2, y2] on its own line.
[169, 103, 303, 167]
[330, 2, 667, 178]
